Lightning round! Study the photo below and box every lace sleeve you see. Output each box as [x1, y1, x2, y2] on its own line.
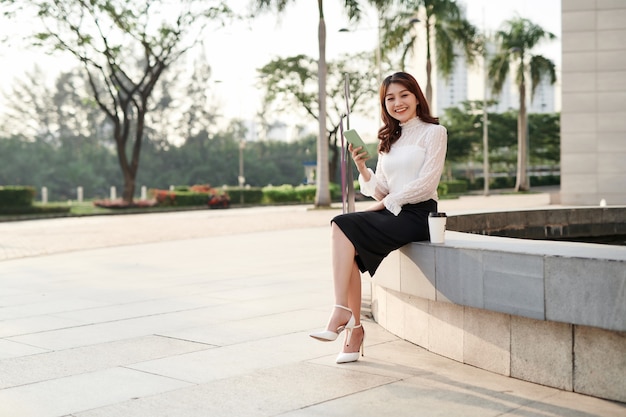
[358, 157, 389, 201]
[383, 125, 447, 214]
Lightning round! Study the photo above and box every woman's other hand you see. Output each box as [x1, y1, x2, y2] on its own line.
[362, 200, 385, 212]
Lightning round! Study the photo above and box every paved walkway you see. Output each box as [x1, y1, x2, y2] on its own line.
[0, 193, 624, 417]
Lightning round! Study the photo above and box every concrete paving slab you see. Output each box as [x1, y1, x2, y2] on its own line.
[0, 335, 210, 389]
[0, 338, 49, 360]
[0, 367, 191, 417]
[0, 315, 84, 338]
[73, 362, 398, 417]
[159, 308, 330, 346]
[128, 330, 344, 384]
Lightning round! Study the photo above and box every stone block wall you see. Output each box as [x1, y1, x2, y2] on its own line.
[370, 228, 626, 403]
[373, 285, 626, 403]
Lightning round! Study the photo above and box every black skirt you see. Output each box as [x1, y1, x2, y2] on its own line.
[331, 199, 437, 277]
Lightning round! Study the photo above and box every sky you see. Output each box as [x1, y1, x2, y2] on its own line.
[204, 0, 561, 123]
[0, 0, 561, 137]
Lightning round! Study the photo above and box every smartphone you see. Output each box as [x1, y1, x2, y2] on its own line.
[342, 129, 370, 156]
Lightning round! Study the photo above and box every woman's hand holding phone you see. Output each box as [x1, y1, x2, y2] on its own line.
[348, 143, 369, 171]
[343, 129, 371, 173]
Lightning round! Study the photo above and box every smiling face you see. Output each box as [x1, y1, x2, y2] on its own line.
[384, 82, 418, 124]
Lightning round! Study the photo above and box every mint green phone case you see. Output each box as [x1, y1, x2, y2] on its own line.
[343, 129, 371, 155]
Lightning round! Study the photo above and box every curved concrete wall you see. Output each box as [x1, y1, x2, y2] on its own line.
[370, 212, 626, 403]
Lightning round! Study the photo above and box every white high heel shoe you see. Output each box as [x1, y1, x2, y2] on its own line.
[309, 305, 355, 342]
[336, 324, 365, 364]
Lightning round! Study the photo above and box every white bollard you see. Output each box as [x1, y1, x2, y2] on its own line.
[41, 187, 48, 204]
[141, 186, 147, 200]
[77, 186, 83, 203]
[110, 186, 116, 200]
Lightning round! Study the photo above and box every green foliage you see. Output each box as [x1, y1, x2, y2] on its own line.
[295, 184, 317, 203]
[466, 174, 560, 191]
[437, 182, 448, 197]
[0, 204, 71, 216]
[226, 187, 264, 205]
[529, 113, 560, 163]
[440, 106, 560, 179]
[262, 184, 298, 203]
[256, 52, 379, 186]
[261, 183, 342, 204]
[0, 186, 36, 207]
[440, 180, 468, 194]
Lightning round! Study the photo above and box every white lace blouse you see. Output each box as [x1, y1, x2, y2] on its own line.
[358, 117, 448, 216]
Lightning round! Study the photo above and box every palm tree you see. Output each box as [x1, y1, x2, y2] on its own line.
[255, 1, 362, 208]
[488, 17, 556, 192]
[384, 0, 481, 105]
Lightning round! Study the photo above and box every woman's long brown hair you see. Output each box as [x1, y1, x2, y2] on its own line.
[377, 72, 439, 153]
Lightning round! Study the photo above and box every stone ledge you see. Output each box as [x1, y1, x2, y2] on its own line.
[374, 231, 626, 332]
[370, 220, 626, 403]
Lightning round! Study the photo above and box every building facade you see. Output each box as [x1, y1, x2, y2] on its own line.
[560, 0, 626, 205]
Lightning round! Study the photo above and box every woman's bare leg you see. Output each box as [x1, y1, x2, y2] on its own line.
[340, 263, 364, 354]
[347, 261, 362, 326]
[325, 222, 358, 331]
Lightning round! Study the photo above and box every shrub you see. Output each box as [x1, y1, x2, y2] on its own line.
[0, 204, 71, 215]
[437, 182, 449, 196]
[0, 186, 36, 208]
[262, 183, 343, 204]
[295, 184, 317, 202]
[262, 184, 298, 203]
[149, 184, 230, 208]
[222, 187, 264, 205]
[440, 179, 467, 194]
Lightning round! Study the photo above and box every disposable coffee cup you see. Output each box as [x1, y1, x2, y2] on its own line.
[428, 212, 447, 244]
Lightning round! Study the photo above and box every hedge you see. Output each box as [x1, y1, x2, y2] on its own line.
[0, 205, 71, 215]
[439, 179, 467, 194]
[0, 186, 36, 208]
[224, 187, 264, 204]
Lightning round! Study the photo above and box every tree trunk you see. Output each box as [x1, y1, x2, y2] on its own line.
[122, 171, 135, 203]
[425, 22, 433, 105]
[115, 133, 137, 204]
[329, 132, 339, 184]
[515, 79, 529, 191]
[315, 0, 331, 207]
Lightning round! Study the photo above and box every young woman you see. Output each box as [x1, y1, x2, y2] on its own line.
[310, 71, 448, 363]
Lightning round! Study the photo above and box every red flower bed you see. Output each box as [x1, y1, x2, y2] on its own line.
[150, 184, 230, 209]
[93, 199, 158, 209]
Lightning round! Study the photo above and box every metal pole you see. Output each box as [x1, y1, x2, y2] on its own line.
[344, 74, 355, 213]
[238, 141, 245, 204]
[483, 61, 490, 196]
[482, 10, 490, 196]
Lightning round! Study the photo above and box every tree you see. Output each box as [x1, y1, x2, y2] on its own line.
[1, 0, 232, 203]
[254, 0, 362, 208]
[487, 17, 556, 191]
[384, 0, 481, 105]
[257, 52, 378, 182]
[440, 101, 483, 165]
